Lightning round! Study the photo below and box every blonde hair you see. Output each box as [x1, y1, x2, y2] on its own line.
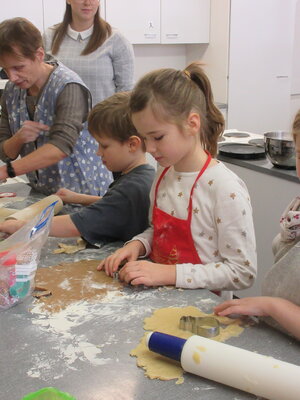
[51, 3, 111, 56]
[129, 62, 224, 157]
[292, 109, 300, 141]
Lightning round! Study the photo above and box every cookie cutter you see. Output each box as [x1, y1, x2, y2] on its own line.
[112, 260, 128, 280]
[179, 315, 220, 338]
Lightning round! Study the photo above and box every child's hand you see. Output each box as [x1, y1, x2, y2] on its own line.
[55, 188, 80, 204]
[0, 219, 26, 235]
[214, 297, 273, 317]
[97, 240, 144, 276]
[118, 260, 176, 287]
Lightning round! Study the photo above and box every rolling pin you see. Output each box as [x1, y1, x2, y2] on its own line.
[4, 195, 63, 221]
[147, 331, 300, 400]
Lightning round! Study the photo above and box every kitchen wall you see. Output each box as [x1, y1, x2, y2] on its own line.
[133, 0, 299, 129]
[1, 0, 299, 128]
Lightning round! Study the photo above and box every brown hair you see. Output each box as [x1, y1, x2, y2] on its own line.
[292, 109, 300, 141]
[51, 3, 111, 56]
[129, 61, 224, 157]
[88, 92, 143, 146]
[0, 17, 43, 60]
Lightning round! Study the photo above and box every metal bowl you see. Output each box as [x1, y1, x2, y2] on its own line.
[264, 131, 296, 169]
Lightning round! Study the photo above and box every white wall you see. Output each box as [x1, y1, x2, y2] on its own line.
[133, 44, 187, 82]
[186, 0, 230, 104]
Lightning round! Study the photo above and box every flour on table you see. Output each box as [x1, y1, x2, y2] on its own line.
[28, 259, 156, 380]
[34, 259, 123, 312]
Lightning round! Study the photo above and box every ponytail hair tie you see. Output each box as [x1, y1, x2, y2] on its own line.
[183, 69, 191, 79]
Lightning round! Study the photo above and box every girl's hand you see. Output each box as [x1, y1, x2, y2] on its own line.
[56, 188, 80, 204]
[0, 219, 26, 235]
[97, 240, 144, 276]
[214, 297, 273, 317]
[16, 121, 49, 144]
[118, 260, 176, 287]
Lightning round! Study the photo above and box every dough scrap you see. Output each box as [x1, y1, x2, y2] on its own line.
[33, 259, 123, 312]
[130, 305, 245, 384]
[53, 238, 87, 254]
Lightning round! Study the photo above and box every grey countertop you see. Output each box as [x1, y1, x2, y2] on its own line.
[218, 153, 298, 183]
[1, 183, 300, 400]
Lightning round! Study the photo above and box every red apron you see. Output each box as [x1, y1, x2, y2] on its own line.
[150, 152, 212, 265]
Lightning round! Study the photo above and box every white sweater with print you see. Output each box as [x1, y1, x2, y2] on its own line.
[133, 161, 257, 292]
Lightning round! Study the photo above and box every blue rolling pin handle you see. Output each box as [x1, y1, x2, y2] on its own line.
[146, 331, 186, 362]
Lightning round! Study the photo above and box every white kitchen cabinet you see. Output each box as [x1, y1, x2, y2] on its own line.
[105, 0, 210, 44]
[42, 0, 66, 31]
[227, 0, 296, 133]
[0, 0, 44, 31]
[161, 0, 210, 44]
[105, 0, 160, 44]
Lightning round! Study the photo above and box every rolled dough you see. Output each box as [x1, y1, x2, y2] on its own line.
[34, 259, 123, 312]
[130, 306, 245, 384]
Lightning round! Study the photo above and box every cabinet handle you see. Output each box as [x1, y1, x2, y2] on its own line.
[165, 33, 179, 38]
[144, 33, 157, 39]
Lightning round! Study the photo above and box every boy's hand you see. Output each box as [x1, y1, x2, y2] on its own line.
[118, 260, 176, 287]
[97, 240, 144, 276]
[0, 219, 26, 235]
[214, 297, 273, 317]
[56, 188, 80, 204]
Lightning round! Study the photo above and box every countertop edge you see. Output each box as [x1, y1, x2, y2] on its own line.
[218, 154, 299, 184]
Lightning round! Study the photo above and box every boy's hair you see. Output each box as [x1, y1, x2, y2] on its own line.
[51, 3, 111, 56]
[88, 92, 141, 144]
[0, 18, 42, 61]
[129, 61, 224, 157]
[292, 109, 300, 141]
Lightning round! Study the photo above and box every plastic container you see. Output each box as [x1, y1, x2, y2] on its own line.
[0, 201, 57, 310]
[21, 387, 76, 400]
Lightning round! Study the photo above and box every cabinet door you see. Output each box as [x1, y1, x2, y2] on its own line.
[227, 0, 295, 133]
[43, 0, 66, 31]
[0, 0, 44, 31]
[161, 0, 210, 44]
[105, 0, 160, 44]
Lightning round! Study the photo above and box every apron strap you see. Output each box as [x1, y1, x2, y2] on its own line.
[187, 151, 212, 222]
[153, 167, 170, 208]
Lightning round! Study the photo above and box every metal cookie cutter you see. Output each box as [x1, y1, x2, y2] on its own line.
[179, 315, 220, 338]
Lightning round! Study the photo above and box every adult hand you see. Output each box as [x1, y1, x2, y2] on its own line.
[0, 219, 26, 235]
[118, 260, 176, 287]
[214, 296, 273, 317]
[15, 121, 49, 144]
[97, 240, 145, 276]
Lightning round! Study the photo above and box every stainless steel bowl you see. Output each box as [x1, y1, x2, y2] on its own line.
[264, 131, 296, 169]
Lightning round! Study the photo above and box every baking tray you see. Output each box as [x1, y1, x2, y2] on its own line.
[218, 143, 266, 160]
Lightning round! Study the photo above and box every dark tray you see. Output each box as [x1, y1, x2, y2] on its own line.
[218, 143, 266, 160]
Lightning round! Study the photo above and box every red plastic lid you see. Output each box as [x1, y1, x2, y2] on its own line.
[0, 251, 17, 266]
[0, 192, 16, 198]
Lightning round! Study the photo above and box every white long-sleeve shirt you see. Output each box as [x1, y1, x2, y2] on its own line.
[133, 161, 257, 293]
